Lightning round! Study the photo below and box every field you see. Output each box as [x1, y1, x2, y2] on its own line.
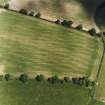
[0, 80, 90, 105]
[0, 9, 103, 79]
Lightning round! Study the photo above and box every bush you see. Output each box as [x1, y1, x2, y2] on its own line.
[28, 11, 34, 16]
[36, 74, 44, 82]
[88, 28, 96, 36]
[4, 74, 11, 81]
[35, 12, 41, 18]
[75, 24, 83, 30]
[19, 74, 28, 83]
[0, 75, 3, 81]
[55, 19, 60, 24]
[61, 20, 73, 28]
[60, 80, 64, 84]
[19, 9, 28, 15]
[64, 77, 70, 82]
[4, 4, 9, 9]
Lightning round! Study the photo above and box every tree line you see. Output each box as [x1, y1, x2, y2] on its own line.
[0, 74, 95, 87]
[0, 3, 103, 37]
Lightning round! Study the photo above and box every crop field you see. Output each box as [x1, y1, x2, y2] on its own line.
[0, 10, 103, 79]
[0, 80, 90, 105]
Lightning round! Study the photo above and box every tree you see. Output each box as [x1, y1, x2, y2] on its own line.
[4, 4, 9, 9]
[75, 24, 83, 30]
[88, 28, 96, 36]
[103, 32, 105, 36]
[47, 77, 52, 82]
[19, 9, 28, 15]
[35, 12, 41, 18]
[64, 77, 70, 82]
[61, 20, 73, 28]
[72, 78, 81, 85]
[35, 74, 44, 82]
[72, 78, 76, 84]
[4, 74, 11, 81]
[19, 74, 28, 83]
[47, 76, 60, 84]
[60, 80, 64, 84]
[51, 76, 60, 84]
[55, 19, 60, 24]
[28, 11, 34, 16]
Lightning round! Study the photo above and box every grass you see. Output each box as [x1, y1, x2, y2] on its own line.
[93, 4, 105, 101]
[95, 38, 105, 101]
[0, 80, 90, 105]
[0, 0, 9, 4]
[93, 101, 105, 105]
[0, 9, 103, 79]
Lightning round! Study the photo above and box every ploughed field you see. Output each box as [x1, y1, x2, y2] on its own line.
[0, 10, 103, 79]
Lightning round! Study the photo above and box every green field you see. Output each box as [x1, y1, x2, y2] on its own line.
[0, 80, 90, 105]
[0, 9, 103, 79]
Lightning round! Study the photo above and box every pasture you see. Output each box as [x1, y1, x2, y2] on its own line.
[0, 80, 90, 105]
